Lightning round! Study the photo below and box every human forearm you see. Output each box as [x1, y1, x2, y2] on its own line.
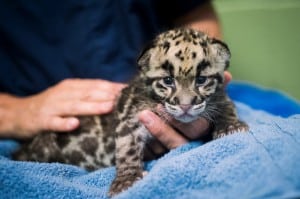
[174, 1, 222, 39]
[0, 93, 48, 138]
[0, 93, 24, 138]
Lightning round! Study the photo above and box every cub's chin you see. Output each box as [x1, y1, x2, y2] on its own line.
[173, 114, 198, 123]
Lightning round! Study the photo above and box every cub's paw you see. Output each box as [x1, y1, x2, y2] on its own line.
[213, 121, 249, 139]
[108, 172, 143, 197]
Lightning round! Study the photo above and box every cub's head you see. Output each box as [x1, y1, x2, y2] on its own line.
[138, 28, 230, 123]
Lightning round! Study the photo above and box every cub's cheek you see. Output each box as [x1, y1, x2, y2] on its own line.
[153, 88, 172, 100]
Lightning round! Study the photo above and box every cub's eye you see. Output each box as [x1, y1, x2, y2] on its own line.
[163, 76, 174, 86]
[196, 76, 207, 85]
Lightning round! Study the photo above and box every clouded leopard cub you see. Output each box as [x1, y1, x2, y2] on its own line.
[13, 28, 248, 196]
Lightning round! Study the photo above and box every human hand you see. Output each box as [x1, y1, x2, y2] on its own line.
[4, 79, 125, 138]
[138, 72, 232, 152]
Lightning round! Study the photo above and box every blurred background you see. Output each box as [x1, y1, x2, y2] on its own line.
[213, 0, 300, 101]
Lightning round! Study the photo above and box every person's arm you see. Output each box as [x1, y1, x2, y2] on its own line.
[0, 79, 125, 139]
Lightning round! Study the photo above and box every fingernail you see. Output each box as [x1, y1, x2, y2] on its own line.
[139, 111, 155, 127]
[67, 118, 79, 129]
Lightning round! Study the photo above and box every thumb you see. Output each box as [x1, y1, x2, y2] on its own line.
[138, 110, 187, 149]
[44, 116, 80, 132]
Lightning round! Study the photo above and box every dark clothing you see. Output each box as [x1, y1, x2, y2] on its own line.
[0, 0, 205, 96]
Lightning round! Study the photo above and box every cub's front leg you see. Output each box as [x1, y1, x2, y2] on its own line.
[212, 97, 249, 139]
[109, 125, 148, 196]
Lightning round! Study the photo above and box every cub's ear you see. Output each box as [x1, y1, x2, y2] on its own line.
[209, 38, 231, 70]
[137, 41, 155, 72]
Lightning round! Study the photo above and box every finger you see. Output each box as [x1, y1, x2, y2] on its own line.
[54, 79, 125, 100]
[224, 71, 232, 86]
[81, 90, 117, 102]
[93, 80, 126, 93]
[138, 110, 188, 149]
[63, 79, 126, 93]
[56, 101, 114, 116]
[52, 86, 118, 102]
[43, 116, 80, 132]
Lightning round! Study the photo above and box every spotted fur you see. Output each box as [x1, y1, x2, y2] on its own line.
[13, 28, 248, 196]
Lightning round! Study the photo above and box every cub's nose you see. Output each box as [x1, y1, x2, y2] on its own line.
[179, 104, 192, 113]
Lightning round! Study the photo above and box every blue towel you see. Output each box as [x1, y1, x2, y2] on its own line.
[1, 82, 300, 199]
[227, 81, 300, 117]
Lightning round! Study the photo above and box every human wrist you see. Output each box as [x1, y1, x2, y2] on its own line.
[0, 93, 29, 138]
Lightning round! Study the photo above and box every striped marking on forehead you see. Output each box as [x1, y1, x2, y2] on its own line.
[178, 66, 193, 76]
[155, 59, 194, 77]
[161, 60, 174, 77]
[174, 48, 202, 62]
[196, 60, 211, 76]
[148, 29, 222, 78]
[157, 29, 208, 53]
[160, 29, 206, 42]
[171, 44, 206, 77]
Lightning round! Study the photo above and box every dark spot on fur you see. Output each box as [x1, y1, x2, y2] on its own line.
[126, 148, 136, 156]
[191, 96, 198, 105]
[136, 136, 142, 142]
[210, 73, 223, 83]
[175, 50, 184, 61]
[204, 79, 215, 90]
[105, 141, 115, 153]
[192, 52, 197, 59]
[102, 136, 108, 143]
[130, 140, 135, 147]
[161, 60, 174, 77]
[210, 38, 229, 52]
[110, 157, 115, 165]
[200, 41, 207, 47]
[85, 165, 96, 171]
[79, 137, 98, 156]
[196, 60, 210, 76]
[162, 41, 170, 53]
[145, 77, 159, 86]
[172, 97, 180, 105]
[117, 87, 130, 113]
[56, 134, 70, 148]
[191, 32, 197, 39]
[77, 117, 98, 132]
[132, 156, 139, 162]
[67, 150, 85, 165]
[173, 33, 182, 40]
[225, 60, 230, 69]
[203, 48, 207, 56]
[119, 157, 126, 164]
[183, 67, 193, 76]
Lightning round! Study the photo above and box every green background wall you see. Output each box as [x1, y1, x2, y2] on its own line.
[213, 0, 300, 101]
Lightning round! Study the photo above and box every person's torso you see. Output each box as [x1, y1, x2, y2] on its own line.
[0, 0, 163, 96]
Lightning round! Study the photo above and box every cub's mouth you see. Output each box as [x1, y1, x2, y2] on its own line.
[164, 101, 206, 123]
[174, 113, 197, 123]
